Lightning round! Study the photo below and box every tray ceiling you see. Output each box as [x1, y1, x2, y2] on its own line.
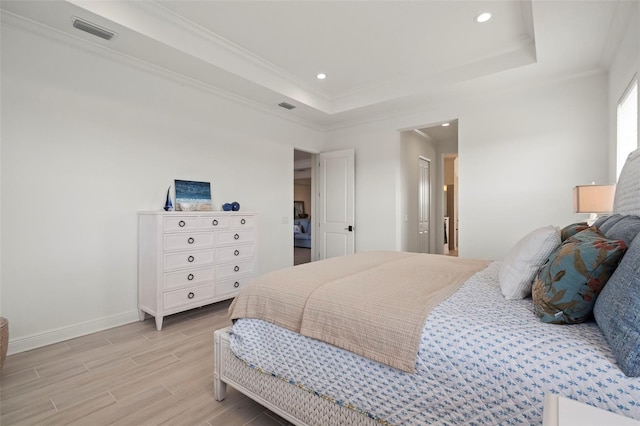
[0, 1, 626, 129]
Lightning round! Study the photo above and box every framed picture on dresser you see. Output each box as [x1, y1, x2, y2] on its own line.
[175, 179, 212, 211]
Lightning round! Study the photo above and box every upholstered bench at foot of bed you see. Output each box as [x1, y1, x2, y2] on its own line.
[214, 327, 381, 426]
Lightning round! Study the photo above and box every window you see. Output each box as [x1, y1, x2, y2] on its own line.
[617, 76, 638, 179]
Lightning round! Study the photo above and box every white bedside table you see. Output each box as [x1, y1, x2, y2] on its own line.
[543, 393, 639, 426]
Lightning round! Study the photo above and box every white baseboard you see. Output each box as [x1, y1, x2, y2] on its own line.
[7, 310, 141, 355]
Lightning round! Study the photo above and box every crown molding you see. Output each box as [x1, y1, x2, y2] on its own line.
[324, 66, 606, 133]
[1, 10, 326, 132]
[66, 0, 333, 113]
[145, 1, 332, 102]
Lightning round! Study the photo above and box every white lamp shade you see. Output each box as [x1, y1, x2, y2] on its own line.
[573, 184, 616, 213]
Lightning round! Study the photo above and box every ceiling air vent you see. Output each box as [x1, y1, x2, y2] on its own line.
[278, 102, 296, 110]
[72, 17, 116, 41]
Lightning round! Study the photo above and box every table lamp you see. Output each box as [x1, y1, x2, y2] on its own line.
[572, 184, 616, 225]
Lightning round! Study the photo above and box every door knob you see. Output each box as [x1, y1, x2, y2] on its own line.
[344, 225, 353, 232]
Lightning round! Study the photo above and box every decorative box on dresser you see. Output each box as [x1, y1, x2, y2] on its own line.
[138, 211, 256, 330]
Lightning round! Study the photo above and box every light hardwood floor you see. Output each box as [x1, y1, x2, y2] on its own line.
[293, 247, 311, 266]
[0, 301, 293, 426]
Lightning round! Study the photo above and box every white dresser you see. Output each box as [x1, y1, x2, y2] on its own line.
[138, 211, 256, 330]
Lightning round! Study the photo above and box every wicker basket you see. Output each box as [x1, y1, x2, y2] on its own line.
[0, 317, 8, 369]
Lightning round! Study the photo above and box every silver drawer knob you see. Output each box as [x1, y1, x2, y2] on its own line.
[234, 265, 240, 272]
[187, 274, 194, 281]
[234, 233, 240, 240]
[240, 218, 246, 225]
[188, 292, 195, 299]
[234, 282, 240, 288]
[234, 250, 240, 256]
[188, 237, 195, 244]
[179, 220, 186, 227]
[188, 255, 195, 262]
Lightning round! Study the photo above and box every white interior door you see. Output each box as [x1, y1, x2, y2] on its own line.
[317, 149, 355, 259]
[418, 157, 430, 253]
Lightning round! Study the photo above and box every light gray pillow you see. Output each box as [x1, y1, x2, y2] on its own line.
[499, 225, 561, 300]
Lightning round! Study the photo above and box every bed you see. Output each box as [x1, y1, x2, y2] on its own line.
[214, 149, 640, 425]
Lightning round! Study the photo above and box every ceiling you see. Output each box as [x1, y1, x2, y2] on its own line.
[418, 120, 459, 143]
[0, 1, 629, 130]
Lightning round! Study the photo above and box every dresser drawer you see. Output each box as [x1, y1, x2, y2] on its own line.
[217, 229, 255, 245]
[164, 216, 199, 232]
[216, 244, 255, 262]
[216, 276, 253, 297]
[163, 284, 215, 311]
[164, 266, 214, 291]
[231, 215, 255, 228]
[216, 260, 255, 279]
[164, 232, 214, 251]
[199, 216, 229, 230]
[164, 249, 214, 271]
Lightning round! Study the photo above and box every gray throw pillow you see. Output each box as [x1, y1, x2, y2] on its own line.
[593, 231, 640, 377]
[595, 214, 625, 233]
[602, 215, 640, 246]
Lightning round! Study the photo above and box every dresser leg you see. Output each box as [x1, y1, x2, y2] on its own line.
[155, 316, 163, 331]
[138, 310, 146, 322]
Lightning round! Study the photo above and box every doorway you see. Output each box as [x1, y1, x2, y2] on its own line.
[407, 120, 459, 255]
[443, 155, 458, 256]
[418, 157, 431, 253]
[293, 149, 314, 265]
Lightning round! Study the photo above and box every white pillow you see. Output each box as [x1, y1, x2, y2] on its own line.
[499, 225, 561, 300]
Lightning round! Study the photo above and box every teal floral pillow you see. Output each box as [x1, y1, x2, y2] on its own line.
[560, 222, 589, 241]
[532, 228, 627, 324]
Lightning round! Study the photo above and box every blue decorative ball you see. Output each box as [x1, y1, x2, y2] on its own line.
[222, 203, 232, 211]
[231, 201, 240, 211]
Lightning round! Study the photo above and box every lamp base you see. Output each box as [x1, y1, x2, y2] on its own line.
[586, 213, 598, 226]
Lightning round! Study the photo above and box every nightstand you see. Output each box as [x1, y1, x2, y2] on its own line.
[543, 393, 639, 426]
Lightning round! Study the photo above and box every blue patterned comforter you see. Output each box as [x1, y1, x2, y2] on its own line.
[229, 262, 640, 425]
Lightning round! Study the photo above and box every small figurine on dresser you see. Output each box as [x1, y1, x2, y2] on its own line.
[222, 202, 240, 211]
[163, 186, 173, 211]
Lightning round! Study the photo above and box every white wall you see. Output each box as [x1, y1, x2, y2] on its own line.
[0, 17, 323, 353]
[325, 72, 609, 261]
[324, 121, 402, 252]
[460, 74, 608, 260]
[607, 1, 640, 180]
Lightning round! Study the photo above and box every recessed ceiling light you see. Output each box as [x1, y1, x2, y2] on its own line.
[475, 12, 492, 23]
[316, 73, 327, 80]
[442, 122, 450, 127]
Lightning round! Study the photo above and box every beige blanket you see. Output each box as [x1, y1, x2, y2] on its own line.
[229, 251, 489, 373]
